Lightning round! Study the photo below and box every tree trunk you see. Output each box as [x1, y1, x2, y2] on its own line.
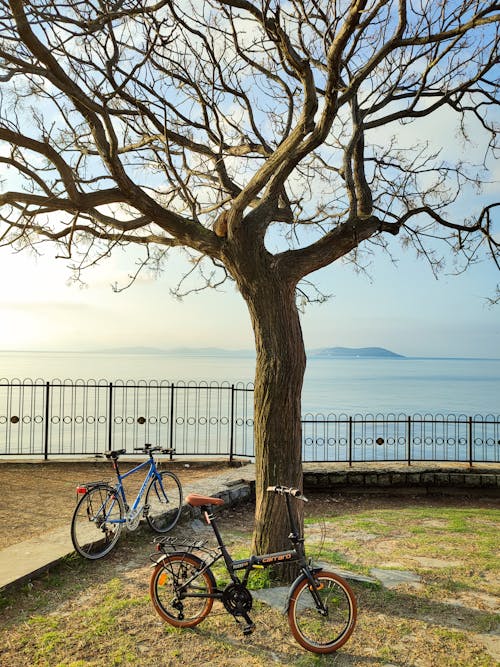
[240, 273, 306, 568]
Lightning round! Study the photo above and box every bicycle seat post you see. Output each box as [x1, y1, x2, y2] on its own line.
[203, 503, 227, 552]
[110, 453, 121, 477]
[185, 493, 233, 571]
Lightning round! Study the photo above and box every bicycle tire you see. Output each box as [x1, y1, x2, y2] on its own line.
[287, 570, 357, 654]
[150, 553, 216, 627]
[145, 471, 183, 533]
[70, 485, 124, 559]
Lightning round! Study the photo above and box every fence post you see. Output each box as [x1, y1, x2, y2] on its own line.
[348, 416, 353, 466]
[229, 384, 235, 463]
[468, 416, 473, 467]
[407, 416, 412, 466]
[107, 382, 113, 451]
[169, 383, 175, 458]
[44, 382, 50, 460]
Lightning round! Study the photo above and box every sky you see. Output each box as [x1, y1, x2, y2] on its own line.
[0, 59, 498, 360]
[0, 231, 498, 358]
[1, 108, 498, 359]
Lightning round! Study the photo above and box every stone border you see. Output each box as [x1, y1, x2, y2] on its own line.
[191, 466, 500, 510]
[183, 479, 256, 522]
[303, 466, 500, 495]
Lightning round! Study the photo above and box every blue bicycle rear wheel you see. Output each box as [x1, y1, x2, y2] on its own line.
[71, 485, 124, 559]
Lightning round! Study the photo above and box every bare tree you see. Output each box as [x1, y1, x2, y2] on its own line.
[0, 0, 498, 559]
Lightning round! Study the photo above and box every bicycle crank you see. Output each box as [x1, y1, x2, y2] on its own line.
[222, 583, 255, 635]
[126, 506, 143, 530]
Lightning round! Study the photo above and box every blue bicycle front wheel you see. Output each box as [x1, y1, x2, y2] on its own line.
[145, 471, 183, 533]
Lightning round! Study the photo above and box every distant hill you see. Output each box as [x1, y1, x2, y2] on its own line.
[309, 346, 405, 359]
[93, 345, 404, 359]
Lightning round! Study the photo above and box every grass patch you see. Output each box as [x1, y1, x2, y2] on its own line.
[308, 541, 371, 575]
[305, 506, 499, 581]
[79, 578, 147, 638]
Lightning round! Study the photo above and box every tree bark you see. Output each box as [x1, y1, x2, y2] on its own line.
[232, 257, 306, 569]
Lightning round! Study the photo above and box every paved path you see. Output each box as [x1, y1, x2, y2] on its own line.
[0, 464, 256, 592]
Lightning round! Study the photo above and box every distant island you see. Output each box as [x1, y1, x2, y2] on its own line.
[308, 346, 405, 359]
[86, 345, 405, 359]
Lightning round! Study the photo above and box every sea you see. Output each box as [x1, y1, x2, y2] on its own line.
[0, 350, 499, 417]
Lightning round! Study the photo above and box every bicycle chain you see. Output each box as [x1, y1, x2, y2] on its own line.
[126, 506, 143, 530]
[221, 583, 253, 616]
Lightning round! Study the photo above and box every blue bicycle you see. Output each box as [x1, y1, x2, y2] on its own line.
[71, 445, 183, 559]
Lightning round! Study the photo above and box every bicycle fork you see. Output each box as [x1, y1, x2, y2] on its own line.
[290, 566, 329, 615]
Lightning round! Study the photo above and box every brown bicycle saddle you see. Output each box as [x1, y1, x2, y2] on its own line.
[185, 493, 225, 507]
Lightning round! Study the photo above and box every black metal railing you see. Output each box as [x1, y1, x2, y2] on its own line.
[301, 412, 500, 465]
[0, 378, 498, 464]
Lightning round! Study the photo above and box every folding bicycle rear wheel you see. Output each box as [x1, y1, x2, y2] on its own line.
[150, 553, 216, 627]
[288, 570, 357, 654]
[71, 485, 124, 559]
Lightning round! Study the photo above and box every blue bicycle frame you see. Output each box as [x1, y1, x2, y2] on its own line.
[108, 451, 166, 523]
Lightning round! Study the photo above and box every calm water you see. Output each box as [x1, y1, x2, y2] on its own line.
[0, 350, 499, 416]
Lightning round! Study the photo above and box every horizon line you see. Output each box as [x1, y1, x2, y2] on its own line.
[0, 347, 498, 361]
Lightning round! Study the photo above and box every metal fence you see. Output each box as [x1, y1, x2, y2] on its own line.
[0, 378, 498, 464]
[302, 412, 500, 465]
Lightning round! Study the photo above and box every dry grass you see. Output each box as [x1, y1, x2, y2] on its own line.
[0, 493, 498, 666]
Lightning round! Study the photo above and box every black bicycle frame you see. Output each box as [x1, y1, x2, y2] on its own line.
[197, 494, 323, 604]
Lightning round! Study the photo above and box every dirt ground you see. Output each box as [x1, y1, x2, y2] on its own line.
[0, 459, 233, 550]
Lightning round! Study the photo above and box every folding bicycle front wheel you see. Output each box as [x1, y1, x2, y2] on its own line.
[145, 471, 183, 533]
[288, 570, 357, 654]
[71, 485, 124, 559]
[150, 553, 216, 627]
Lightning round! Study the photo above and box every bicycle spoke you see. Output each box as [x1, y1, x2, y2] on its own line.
[145, 471, 182, 533]
[71, 486, 123, 559]
[288, 571, 357, 654]
[150, 554, 215, 627]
